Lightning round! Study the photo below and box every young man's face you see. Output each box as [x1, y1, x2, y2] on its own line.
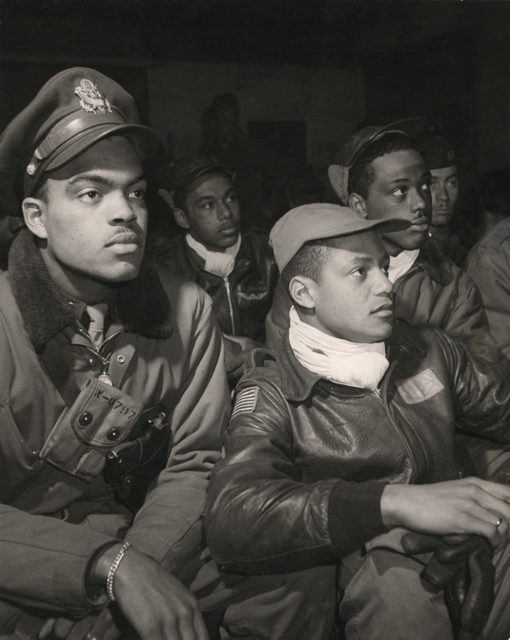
[182, 174, 241, 251]
[303, 231, 394, 343]
[24, 136, 148, 294]
[361, 149, 431, 252]
[429, 165, 458, 227]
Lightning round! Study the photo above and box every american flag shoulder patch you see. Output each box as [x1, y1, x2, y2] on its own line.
[232, 386, 259, 418]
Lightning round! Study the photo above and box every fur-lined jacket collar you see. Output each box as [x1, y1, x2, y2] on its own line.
[9, 229, 172, 353]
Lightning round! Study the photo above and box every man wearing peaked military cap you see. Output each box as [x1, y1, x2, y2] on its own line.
[0, 68, 229, 639]
[0, 67, 158, 217]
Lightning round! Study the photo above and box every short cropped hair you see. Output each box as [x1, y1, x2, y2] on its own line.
[173, 188, 188, 212]
[348, 133, 419, 199]
[34, 181, 48, 202]
[173, 169, 233, 213]
[281, 237, 346, 303]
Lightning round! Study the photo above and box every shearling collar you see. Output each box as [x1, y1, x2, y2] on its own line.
[9, 229, 172, 352]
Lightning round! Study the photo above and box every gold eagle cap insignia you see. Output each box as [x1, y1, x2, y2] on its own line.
[74, 78, 112, 114]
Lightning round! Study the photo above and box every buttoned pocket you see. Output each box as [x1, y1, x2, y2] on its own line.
[39, 378, 143, 481]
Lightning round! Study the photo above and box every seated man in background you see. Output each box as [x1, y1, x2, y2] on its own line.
[0, 67, 229, 640]
[466, 212, 510, 360]
[417, 130, 475, 265]
[206, 203, 510, 640]
[476, 169, 510, 238]
[199, 93, 291, 230]
[156, 156, 278, 385]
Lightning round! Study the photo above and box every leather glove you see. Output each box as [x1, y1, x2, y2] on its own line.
[402, 532, 494, 640]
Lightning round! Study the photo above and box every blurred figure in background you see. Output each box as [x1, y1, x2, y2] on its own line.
[156, 156, 278, 386]
[466, 204, 510, 360]
[476, 169, 510, 239]
[200, 93, 291, 230]
[282, 163, 327, 210]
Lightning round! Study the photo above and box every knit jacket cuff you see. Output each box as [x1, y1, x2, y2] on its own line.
[328, 480, 388, 557]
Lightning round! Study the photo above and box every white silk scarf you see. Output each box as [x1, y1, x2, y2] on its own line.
[288, 307, 389, 390]
[186, 233, 241, 278]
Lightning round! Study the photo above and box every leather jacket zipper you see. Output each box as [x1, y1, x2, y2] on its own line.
[223, 277, 237, 334]
[374, 360, 418, 481]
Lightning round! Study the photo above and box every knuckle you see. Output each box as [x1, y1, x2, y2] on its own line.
[174, 600, 193, 619]
[467, 485, 482, 500]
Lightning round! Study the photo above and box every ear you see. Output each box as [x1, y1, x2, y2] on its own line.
[172, 207, 190, 230]
[348, 192, 368, 219]
[288, 275, 317, 311]
[22, 197, 48, 239]
[327, 164, 345, 202]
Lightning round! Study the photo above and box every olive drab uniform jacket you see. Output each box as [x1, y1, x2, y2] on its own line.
[466, 217, 510, 360]
[0, 230, 229, 618]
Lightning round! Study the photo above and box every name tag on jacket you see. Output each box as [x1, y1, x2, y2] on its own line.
[397, 368, 444, 404]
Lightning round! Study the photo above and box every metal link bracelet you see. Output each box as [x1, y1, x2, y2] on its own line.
[106, 541, 131, 601]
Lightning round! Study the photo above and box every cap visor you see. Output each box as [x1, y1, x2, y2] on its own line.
[375, 117, 428, 144]
[184, 166, 234, 191]
[367, 217, 412, 235]
[291, 215, 411, 247]
[44, 123, 160, 172]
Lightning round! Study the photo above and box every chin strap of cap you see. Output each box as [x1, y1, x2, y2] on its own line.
[24, 108, 126, 195]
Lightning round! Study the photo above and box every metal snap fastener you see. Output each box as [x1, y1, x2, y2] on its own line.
[117, 354, 126, 364]
[78, 411, 93, 425]
[88, 357, 95, 365]
[107, 427, 121, 441]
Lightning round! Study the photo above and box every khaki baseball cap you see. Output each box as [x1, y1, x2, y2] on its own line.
[269, 203, 410, 271]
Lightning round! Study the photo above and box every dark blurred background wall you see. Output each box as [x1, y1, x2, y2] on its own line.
[1, 0, 508, 220]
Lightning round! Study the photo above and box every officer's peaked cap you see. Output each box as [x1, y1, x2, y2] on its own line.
[0, 67, 160, 215]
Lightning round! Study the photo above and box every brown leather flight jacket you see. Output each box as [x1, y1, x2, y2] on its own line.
[153, 230, 278, 341]
[205, 322, 510, 576]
